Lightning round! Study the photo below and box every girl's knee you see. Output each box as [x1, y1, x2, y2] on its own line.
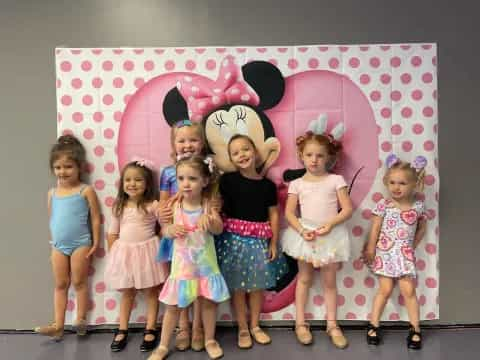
[55, 278, 70, 291]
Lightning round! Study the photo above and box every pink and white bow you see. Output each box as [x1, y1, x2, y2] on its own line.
[176, 55, 260, 122]
[131, 156, 155, 170]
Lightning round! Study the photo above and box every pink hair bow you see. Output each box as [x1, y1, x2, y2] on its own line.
[176, 55, 260, 122]
[131, 156, 155, 170]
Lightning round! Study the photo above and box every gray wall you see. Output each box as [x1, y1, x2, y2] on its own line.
[0, 0, 477, 329]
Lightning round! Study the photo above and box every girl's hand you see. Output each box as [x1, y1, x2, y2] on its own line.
[210, 196, 222, 213]
[86, 243, 98, 259]
[171, 224, 188, 238]
[315, 223, 333, 236]
[301, 229, 316, 241]
[198, 214, 211, 232]
[362, 244, 376, 265]
[268, 242, 277, 261]
[157, 203, 173, 224]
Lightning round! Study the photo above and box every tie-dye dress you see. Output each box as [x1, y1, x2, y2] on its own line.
[158, 203, 230, 308]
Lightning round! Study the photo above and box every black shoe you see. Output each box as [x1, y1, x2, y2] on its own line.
[366, 323, 382, 345]
[110, 329, 128, 352]
[407, 324, 422, 350]
[140, 329, 159, 352]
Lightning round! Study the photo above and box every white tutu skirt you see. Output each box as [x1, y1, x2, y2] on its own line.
[281, 218, 350, 267]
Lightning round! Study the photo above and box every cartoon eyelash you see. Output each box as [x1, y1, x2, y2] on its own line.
[235, 107, 247, 125]
[213, 113, 227, 127]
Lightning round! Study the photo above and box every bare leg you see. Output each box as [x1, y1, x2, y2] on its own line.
[369, 276, 395, 336]
[295, 260, 314, 326]
[115, 288, 136, 341]
[321, 263, 340, 331]
[232, 290, 248, 331]
[51, 249, 71, 329]
[158, 305, 180, 348]
[200, 297, 217, 342]
[399, 277, 420, 341]
[70, 246, 91, 322]
[248, 290, 264, 329]
[143, 286, 160, 340]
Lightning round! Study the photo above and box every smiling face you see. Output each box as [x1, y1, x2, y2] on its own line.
[300, 141, 330, 176]
[52, 155, 81, 187]
[173, 125, 204, 160]
[122, 166, 147, 200]
[385, 168, 417, 202]
[228, 136, 258, 172]
[205, 105, 280, 174]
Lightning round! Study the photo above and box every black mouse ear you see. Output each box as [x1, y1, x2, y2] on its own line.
[242, 61, 285, 110]
[163, 87, 189, 126]
[283, 168, 307, 182]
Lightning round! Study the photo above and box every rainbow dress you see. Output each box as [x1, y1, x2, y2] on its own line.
[158, 203, 230, 308]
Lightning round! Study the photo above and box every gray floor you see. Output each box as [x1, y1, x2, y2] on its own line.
[1, 328, 478, 360]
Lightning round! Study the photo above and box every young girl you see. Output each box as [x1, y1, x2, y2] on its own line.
[157, 120, 207, 351]
[281, 132, 353, 348]
[149, 156, 230, 360]
[35, 134, 101, 340]
[363, 154, 427, 350]
[105, 160, 169, 352]
[215, 134, 289, 349]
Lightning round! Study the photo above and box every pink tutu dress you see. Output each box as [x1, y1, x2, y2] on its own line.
[105, 201, 168, 289]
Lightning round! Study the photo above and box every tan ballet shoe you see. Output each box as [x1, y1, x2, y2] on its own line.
[205, 339, 224, 359]
[34, 322, 64, 341]
[191, 327, 205, 351]
[175, 327, 190, 351]
[238, 329, 253, 349]
[250, 326, 271, 345]
[326, 325, 348, 349]
[295, 323, 313, 345]
[147, 345, 169, 360]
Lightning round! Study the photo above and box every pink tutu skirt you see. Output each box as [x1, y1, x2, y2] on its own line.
[105, 236, 169, 290]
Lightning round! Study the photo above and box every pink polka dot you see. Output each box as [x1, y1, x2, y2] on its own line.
[402, 141, 413, 152]
[288, 58, 298, 69]
[425, 243, 437, 254]
[103, 94, 113, 105]
[423, 106, 434, 117]
[380, 74, 391, 84]
[236, 48, 247, 53]
[401, 107, 413, 118]
[362, 209, 372, 220]
[353, 259, 364, 271]
[105, 196, 115, 207]
[377, 124, 382, 135]
[416, 259, 426, 271]
[337, 295, 345, 306]
[304, 312, 314, 320]
[381, 45, 391, 51]
[106, 299, 117, 310]
[424, 175, 435, 186]
[62, 128, 73, 135]
[433, 90, 438, 100]
[220, 313, 232, 321]
[364, 276, 375, 288]
[277, 47, 288, 53]
[372, 192, 383, 202]
[123, 60, 134, 71]
[346, 312, 357, 320]
[369, 57, 380, 68]
[425, 277, 437, 288]
[282, 313, 294, 320]
[390, 90, 402, 101]
[114, 111, 123, 122]
[398, 295, 405, 306]
[82, 95, 93, 106]
[343, 277, 354, 288]
[83, 129, 94, 140]
[268, 59, 278, 66]
[318, 46, 329, 52]
[401, 44, 411, 50]
[94, 146, 104, 156]
[411, 89, 423, 101]
[133, 48, 144, 54]
[94, 179, 105, 190]
[56, 79, 61, 88]
[260, 313, 272, 320]
[60, 61, 72, 72]
[390, 57, 401, 67]
[216, 47, 227, 53]
[424, 140, 435, 151]
[61, 95, 72, 106]
[328, 58, 339, 69]
[355, 294, 366, 306]
[432, 56, 437, 66]
[124, 94, 132, 105]
[102, 60, 113, 71]
[426, 312, 437, 320]
[72, 112, 83, 123]
[95, 316, 107, 325]
[66, 299, 75, 312]
[313, 295, 324, 306]
[104, 162, 115, 173]
[419, 295, 426, 306]
[389, 313, 400, 320]
[96, 247, 106, 258]
[81, 61, 92, 72]
[206, 59, 216, 70]
[381, 141, 392, 152]
[93, 112, 104, 123]
[360, 46, 370, 51]
[308, 58, 319, 69]
[95, 281, 106, 293]
[112, 77, 124, 88]
[143, 60, 155, 71]
[104, 128, 115, 139]
[401, 73, 412, 84]
[422, 72, 433, 83]
[391, 124, 402, 135]
[134, 77, 145, 88]
[92, 77, 103, 88]
[411, 56, 422, 67]
[57, 113, 62, 122]
[370, 91, 381, 101]
[164, 60, 175, 71]
[339, 46, 349, 52]
[88, 299, 96, 311]
[422, 44, 432, 50]
[136, 315, 147, 323]
[86, 162, 95, 174]
[113, 49, 123, 55]
[412, 123, 424, 134]
[71, 78, 83, 89]
[185, 59, 196, 71]
[352, 226, 363, 237]
[360, 74, 370, 84]
[349, 57, 360, 68]
[92, 49, 102, 55]
[88, 265, 95, 277]
[381, 107, 391, 118]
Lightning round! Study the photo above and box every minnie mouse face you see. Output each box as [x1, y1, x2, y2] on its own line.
[162, 55, 285, 175]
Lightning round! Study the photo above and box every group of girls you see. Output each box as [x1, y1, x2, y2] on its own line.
[35, 120, 428, 358]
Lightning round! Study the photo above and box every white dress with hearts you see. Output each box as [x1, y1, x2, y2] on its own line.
[371, 198, 426, 278]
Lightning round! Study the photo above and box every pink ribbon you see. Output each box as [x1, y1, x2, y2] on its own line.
[176, 55, 260, 121]
[131, 156, 155, 170]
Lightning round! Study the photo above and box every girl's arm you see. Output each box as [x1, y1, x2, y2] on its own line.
[206, 210, 223, 235]
[106, 233, 119, 250]
[83, 186, 102, 258]
[284, 193, 315, 241]
[362, 215, 383, 264]
[267, 205, 280, 260]
[413, 218, 427, 249]
[316, 186, 353, 235]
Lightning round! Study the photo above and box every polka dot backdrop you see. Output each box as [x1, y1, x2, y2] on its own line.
[55, 44, 438, 325]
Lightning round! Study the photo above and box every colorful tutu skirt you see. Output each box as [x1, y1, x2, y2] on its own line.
[105, 236, 169, 290]
[215, 218, 289, 292]
[281, 218, 350, 267]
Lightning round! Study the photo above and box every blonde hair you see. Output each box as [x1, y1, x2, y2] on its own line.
[170, 121, 206, 161]
[176, 156, 219, 202]
[383, 161, 426, 191]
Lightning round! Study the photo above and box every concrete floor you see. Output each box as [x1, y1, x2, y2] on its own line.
[1, 327, 478, 360]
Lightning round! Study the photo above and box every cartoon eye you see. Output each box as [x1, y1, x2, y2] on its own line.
[234, 107, 248, 135]
[213, 113, 234, 144]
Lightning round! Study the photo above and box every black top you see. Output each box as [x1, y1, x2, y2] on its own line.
[219, 171, 277, 222]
